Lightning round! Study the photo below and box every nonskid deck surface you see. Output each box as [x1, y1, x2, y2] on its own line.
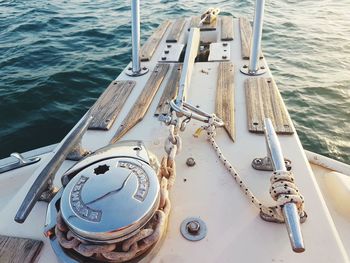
[0, 16, 349, 263]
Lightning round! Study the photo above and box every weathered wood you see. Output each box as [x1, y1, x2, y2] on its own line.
[0, 235, 43, 263]
[239, 17, 263, 60]
[245, 77, 294, 134]
[89, 80, 135, 130]
[111, 64, 170, 143]
[216, 62, 235, 141]
[267, 78, 294, 134]
[166, 18, 186, 43]
[141, 20, 171, 61]
[221, 16, 234, 41]
[189, 16, 217, 31]
[155, 64, 182, 116]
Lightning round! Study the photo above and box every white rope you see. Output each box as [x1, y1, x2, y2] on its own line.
[201, 114, 305, 222]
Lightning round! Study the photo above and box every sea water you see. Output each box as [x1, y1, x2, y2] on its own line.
[0, 0, 349, 164]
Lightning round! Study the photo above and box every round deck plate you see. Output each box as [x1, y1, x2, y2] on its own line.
[180, 217, 207, 241]
[60, 157, 159, 243]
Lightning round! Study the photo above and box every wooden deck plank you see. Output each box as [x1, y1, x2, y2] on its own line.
[166, 18, 186, 43]
[141, 20, 171, 61]
[267, 78, 294, 134]
[239, 17, 263, 60]
[0, 235, 43, 263]
[245, 78, 294, 134]
[221, 16, 234, 41]
[245, 78, 263, 132]
[155, 64, 182, 116]
[111, 64, 170, 143]
[216, 62, 235, 141]
[189, 16, 217, 31]
[89, 80, 135, 130]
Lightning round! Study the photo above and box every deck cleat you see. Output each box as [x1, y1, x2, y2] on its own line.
[44, 141, 161, 262]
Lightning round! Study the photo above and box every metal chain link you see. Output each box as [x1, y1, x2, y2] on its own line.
[55, 155, 175, 262]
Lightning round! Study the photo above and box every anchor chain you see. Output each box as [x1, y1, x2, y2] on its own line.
[55, 156, 176, 262]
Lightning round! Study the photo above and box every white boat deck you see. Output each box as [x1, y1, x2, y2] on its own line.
[0, 17, 349, 262]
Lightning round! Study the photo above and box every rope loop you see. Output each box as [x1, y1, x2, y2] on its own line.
[199, 116, 306, 223]
[270, 171, 304, 214]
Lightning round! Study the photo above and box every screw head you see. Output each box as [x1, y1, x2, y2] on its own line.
[222, 55, 227, 59]
[187, 221, 200, 234]
[223, 42, 228, 46]
[180, 217, 207, 241]
[254, 158, 262, 165]
[161, 56, 166, 61]
[186, 157, 196, 167]
[164, 50, 169, 54]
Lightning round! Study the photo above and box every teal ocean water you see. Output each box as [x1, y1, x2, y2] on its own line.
[0, 0, 349, 164]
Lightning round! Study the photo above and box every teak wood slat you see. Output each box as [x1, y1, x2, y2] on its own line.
[245, 77, 294, 134]
[239, 17, 263, 60]
[155, 64, 182, 116]
[221, 16, 234, 41]
[189, 16, 217, 31]
[141, 20, 171, 61]
[216, 62, 235, 141]
[166, 18, 186, 43]
[89, 80, 135, 130]
[0, 235, 43, 263]
[111, 64, 170, 143]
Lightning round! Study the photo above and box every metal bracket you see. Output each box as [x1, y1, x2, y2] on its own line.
[252, 156, 291, 171]
[66, 142, 90, 161]
[159, 43, 184, 63]
[125, 66, 149, 77]
[39, 185, 59, 202]
[0, 152, 41, 174]
[208, 42, 230, 62]
[240, 64, 267, 76]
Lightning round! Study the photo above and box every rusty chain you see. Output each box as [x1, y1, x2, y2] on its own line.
[55, 156, 176, 262]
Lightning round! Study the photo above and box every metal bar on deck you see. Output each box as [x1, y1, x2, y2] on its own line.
[126, 0, 148, 76]
[14, 114, 93, 223]
[240, 0, 267, 76]
[175, 28, 200, 107]
[264, 118, 305, 253]
[131, 0, 141, 73]
[249, 0, 265, 74]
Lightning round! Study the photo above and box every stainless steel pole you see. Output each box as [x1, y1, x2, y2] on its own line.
[175, 28, 200, 108]
[126, 0, 148, 76]
[264, 118, 305, 253]
[240, 0, 267, 76]
[131, 0, 141, 73]
[249, 0, 265, 74]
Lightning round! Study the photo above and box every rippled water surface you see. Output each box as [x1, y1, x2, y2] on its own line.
[0, 0, 349, 164]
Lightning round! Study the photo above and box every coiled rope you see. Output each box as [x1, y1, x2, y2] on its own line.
[200, 114, 305, 223]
